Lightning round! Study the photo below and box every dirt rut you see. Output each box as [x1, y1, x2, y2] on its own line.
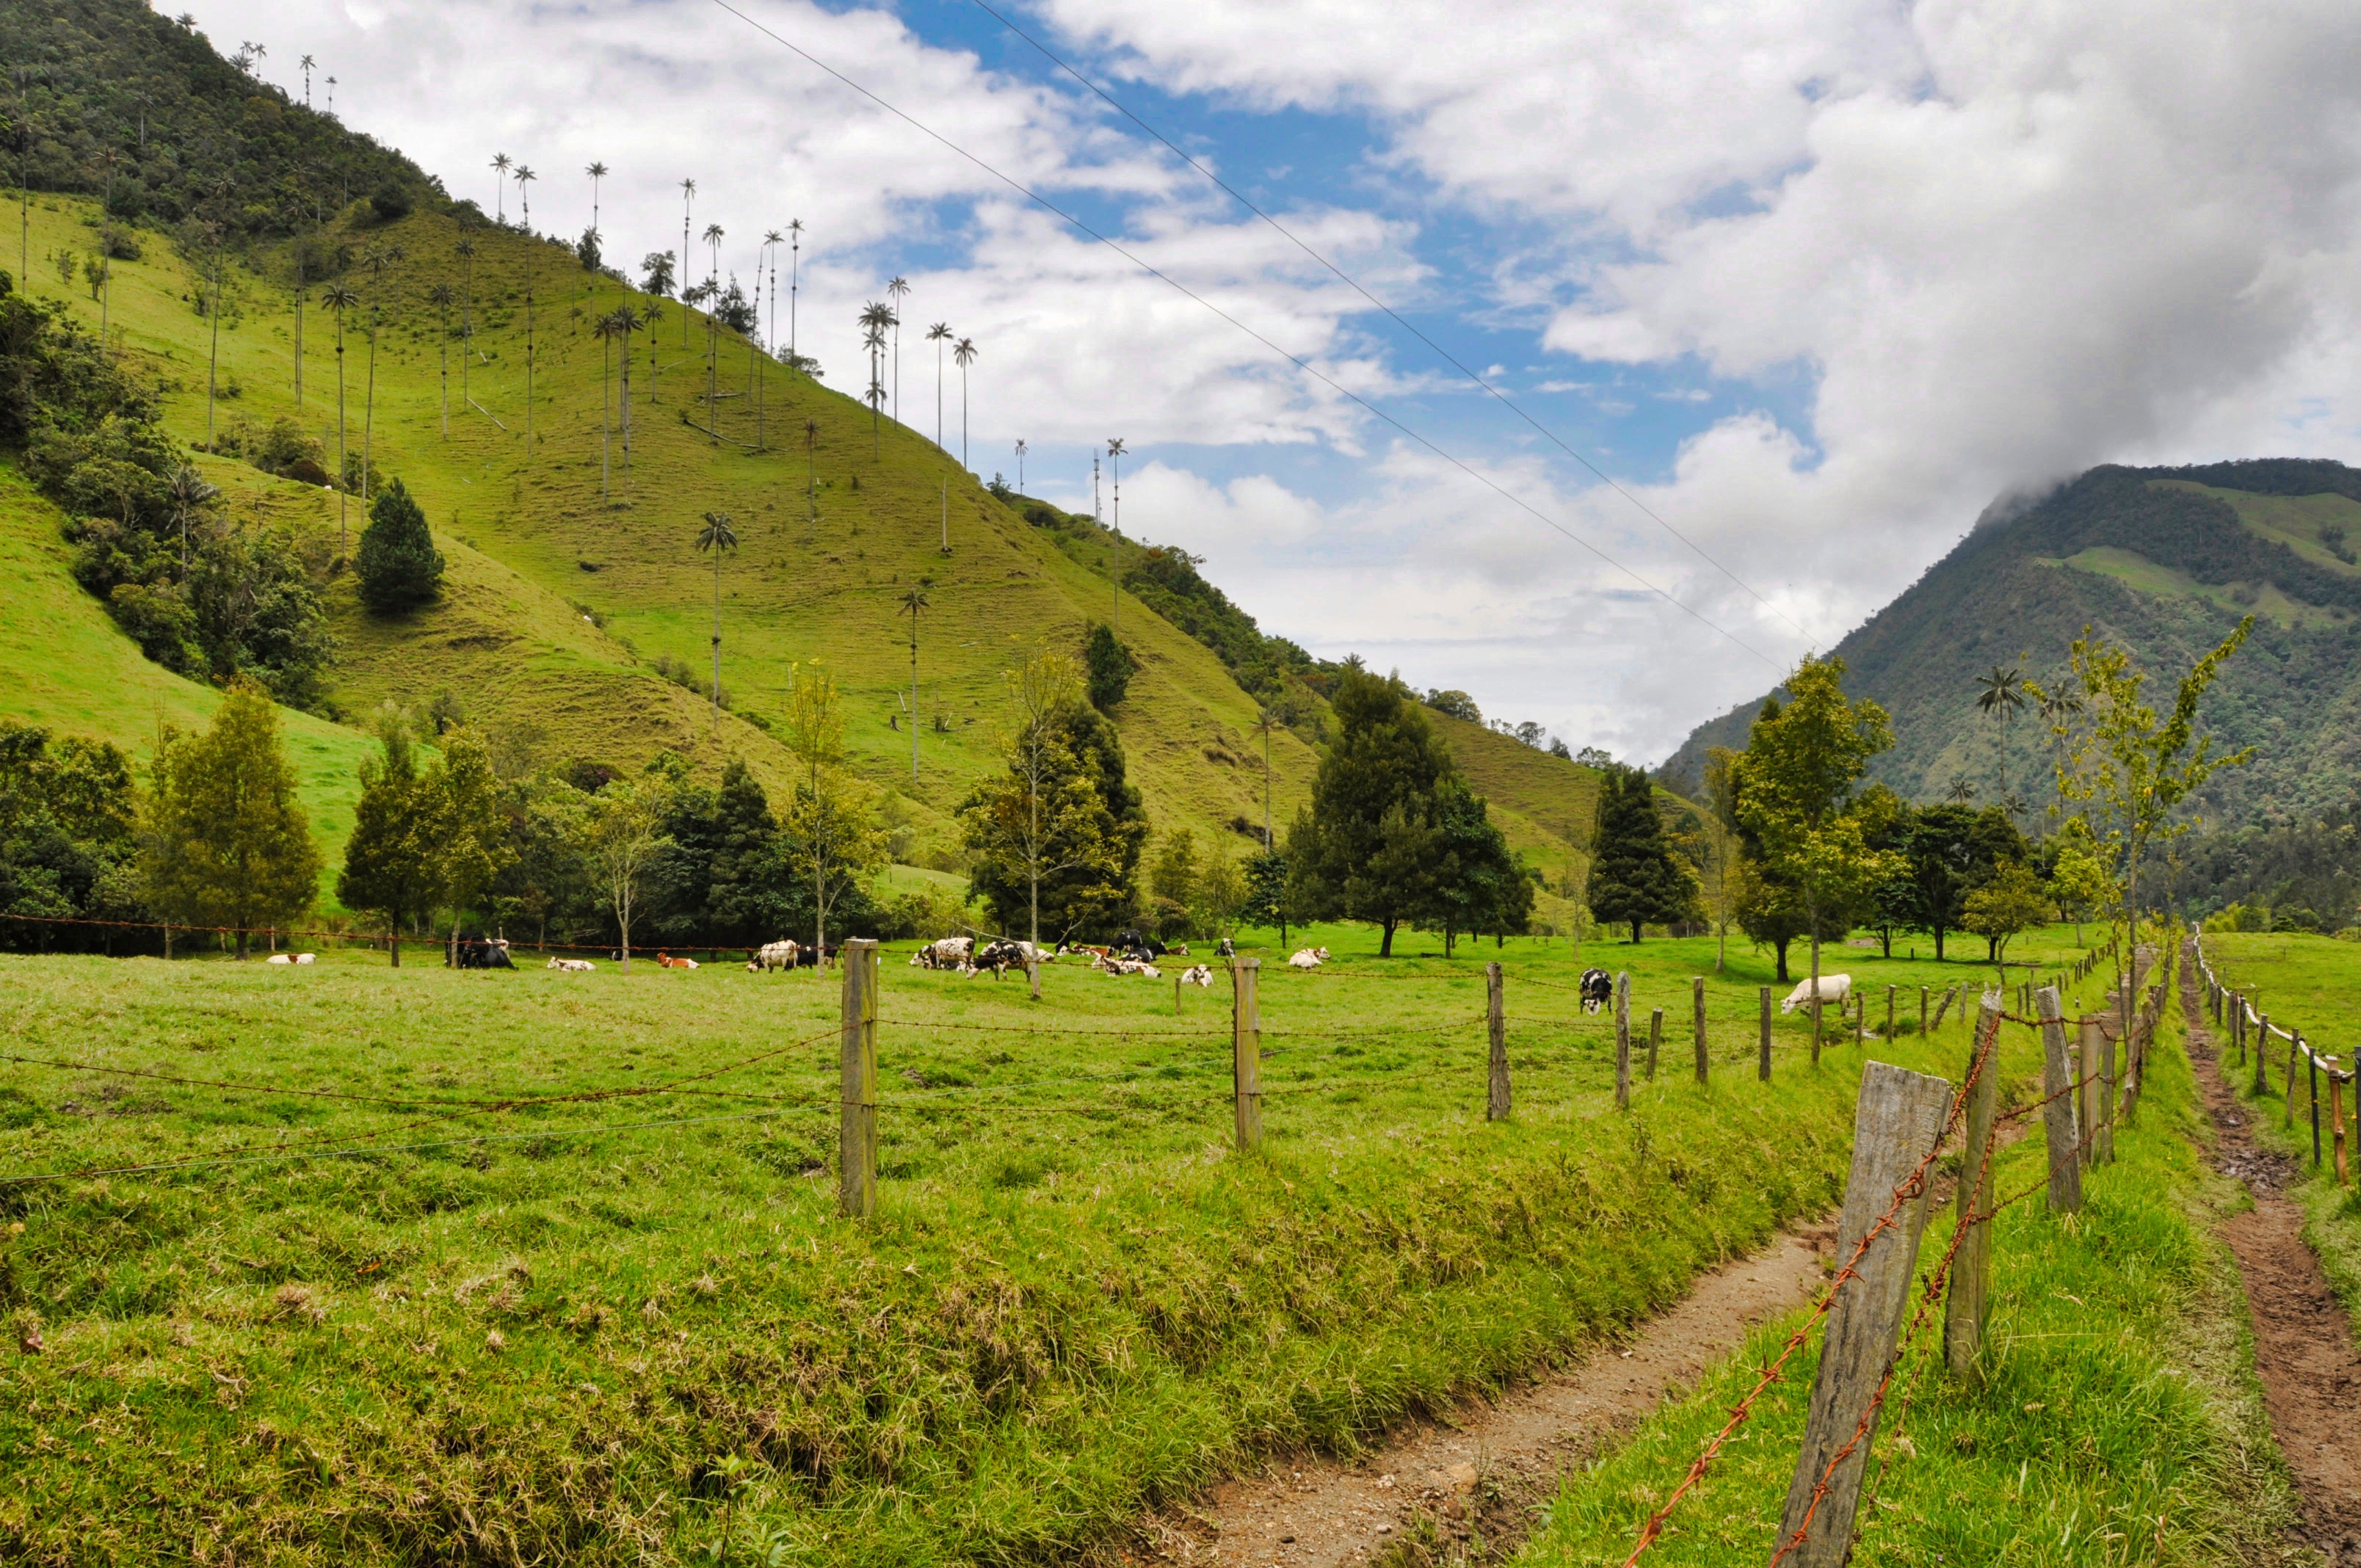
[2181, 944, 2361, 1561]
[1139, 1227, 1838, 1567]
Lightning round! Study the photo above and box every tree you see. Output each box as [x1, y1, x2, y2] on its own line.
[696, 512, 738, 726]
[2044, 619, 2254, 1029]
[355, 479, 444, 612]
[700, 221, 725, 430]
[336, 720, 446, 966]
[963, 689, 1146, 945]
[1242, 849, 1292, 946]
[1730, 849, 1849, 983]
[1149, 828, 1199, 937]
[781, 662, 866, 965]
[885, 275, 910, 424]
[490, 151, 512, 223]
[1588, 765, 1693, 943]
[357, 242, 402, 510]
[141, 681, 320, 957]
[2048, 824, 2112, 947]
[1197, 849, 1247, 938]
[1084, 622, 1135, 710]
[1700, 747, 1744, 970]
[899, 584, 929, 783]
[592, 308, 621, 500]
[319, 281, 358, 553]
[583, 776, 671, 971]
[778, 774, 885, 964]
[1286, 666, 1455, 957]
[427, 283, 454, 435]
[0, 721, 145, 956]
[432, 727, 513, 964]
[1733, 659, 1897, 1040]
[1420, 778, 1531, 953]
[1975, 662, 2025, 809]
[1962, 860, 2048, 974]
[954, 336, 977, 469]
[926, 320, 952, 448]
[454, 239, 477, 410]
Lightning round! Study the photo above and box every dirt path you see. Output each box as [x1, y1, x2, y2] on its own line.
[1138, 1226, 1839, 1567]
[2180, 944, 2361, 1562]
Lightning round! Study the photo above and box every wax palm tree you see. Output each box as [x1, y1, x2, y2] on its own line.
[324, 76, 336, 115]
[299, 54, 313, 106]
[167, 465, 217, 570]
[201, 217, 225, 449]
[954, 336, 977, 470]
[696, 512, 739, 727]
[764, 228, 783, 348]
[454, 238, 477, 409]
[642, 298, 666, 404]
[517, 164, 540, 446]
[586, 160, 608, 235]
[1015, 438, 1027, 491]
[428, 282, 454, 434]
[490, 152, 511, 222]
[1945, 774, 1976, 805]
[1105, 435, 1125, 629]
[886, 275, 910, 424]
[592, 310, 621, 501]
[804, 417, 820, 543]
[786, 217, 802, 366]
[899, 584, 930, 783]
[1974, 663, 2025, 806]
[700, 221, 724, 432]
[320, 282, 360, 552]
[678, 178, 696, 348]
[610, 304, 644, 487]
[926, 321, 951, 449]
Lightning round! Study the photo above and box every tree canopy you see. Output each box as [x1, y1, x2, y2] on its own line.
[1586, 763, 1694, 942]
[355, 478, 444, 613]
[140, 681, 319, 956]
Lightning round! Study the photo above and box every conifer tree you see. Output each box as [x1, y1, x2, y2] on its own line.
[1285, 666, 1454, 957]
[1084, 623, 1135, 710]
[355, 478, 444, 613]
[141, 681, 321, 957]
[1586, 763, 1694, 943]
[336, 721, 447, 966]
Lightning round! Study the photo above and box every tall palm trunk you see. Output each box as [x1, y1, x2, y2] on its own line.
[293, 263, 305, 407]
[362, 310, 379, 509]
[619, 339, 633, 490]
[437, 305, 449, 435]
[335, 318, 349, 553]
[205, 238, 223, 448]
[599, 330, 612, 502]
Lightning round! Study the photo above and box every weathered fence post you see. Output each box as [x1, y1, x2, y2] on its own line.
[2076, 1017, 2103, 1171]
[1232, 957, 1262, 1153]
[2309, 1038, 2322, 1168]
[1615, 971, 1632, 1110]
[1694, 976, 1709, 1086]
[1885, 984, 1896, 1042]
[1486, 961, 1509, 1122]
[2284, 1028, 2301, 1129]
[838, 937, 880, 1219]
[2037, 985, 2082, 1214]
[1647, 1007, 1664, 1081]
[2097, 1015, 2117, 1164]
[2254, 1009, 2271, 1096]
[1759, 986, 1773, 1083]
[1777, 1061, 1954, 1564]
[1945, 993, 2002, 1377]
[2331, 1061, 2349, 1186]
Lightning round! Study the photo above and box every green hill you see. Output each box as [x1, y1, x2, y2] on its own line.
[1662, 459, 2361, 823]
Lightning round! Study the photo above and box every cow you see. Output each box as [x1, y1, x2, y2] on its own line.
[656, 952, 700, 970]
[754, 940, 799, 973]
[1105, 958, 1160, 978]
[455, 935, 515, 970]
[1781, 973, 1852, 1015]
[1287, 947, 1329, 970]
[971, 940, 1027, 976]
[1113, 928, 1168, 962]
[1180, 964, 1214, 987]
[1216, 937, 1236, 959]
[912, 937, 973, 970]
[548, 957, 596, 973]
[1578, 968, 1612, 1014]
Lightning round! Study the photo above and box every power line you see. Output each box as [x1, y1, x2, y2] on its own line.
[702, 0, 1785, 671]
[962, 0, 1811, 646]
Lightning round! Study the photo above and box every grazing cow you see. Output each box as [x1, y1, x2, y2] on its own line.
[755, 940, 799, 973]
[1578, 968, 1613, 1015]
[548, 957, 596, 973]
[1781, 973, 1852, 1015]
[657, 952, 700, 970]
[1180, 964, 1214, 987]
[1287, 948, 1327, 970]
[1216, 937, 1236, 959]
[971, 940, 1027, 976]
[913, 936, 973, 970]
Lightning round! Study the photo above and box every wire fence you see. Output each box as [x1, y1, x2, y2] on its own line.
[2192, 926, 2353, 1181]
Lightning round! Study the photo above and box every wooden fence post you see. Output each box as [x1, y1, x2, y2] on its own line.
[1885, 984, 1896, 1042]
[1647, 1008, 1664, 1081]
[1694, 976, 1708, 1086]
[1615, 971, 1632, 1111]
[838, 937, 880, 1219]
[2284, 1027, 2300, 1129]
[1232, 957, 1262, 1153]
[1486, 961, 1509, 1122]
[1945, 993, 2002, 1377]
[1777, 1061, 1954, 1564]
[1759, 986, 1773, 1083]
[1920, 984, 1929, 1035]
[2254, 1009, 2271, 1097]
[2309, 1038, 2321, 1168]
[2036, 985, 2082, 1214]
[2077, 1017, 2103, 1171]
[2097, 1015, 2117, 1165]
[2331, 1061, 2349, 1186]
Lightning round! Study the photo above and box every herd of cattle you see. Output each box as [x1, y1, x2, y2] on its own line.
[261, 934, 1351, 977]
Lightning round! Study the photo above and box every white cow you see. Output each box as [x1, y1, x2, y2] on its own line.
[548, 957, 595, 973]
[1287, 947, 1331, 970]
[1180, 964, 1214, 988]
[913, 936, 973, 970]
[755, 940, 799, 973]
[264, 952, 315, 965]
[1781, 973, 1852, 1015]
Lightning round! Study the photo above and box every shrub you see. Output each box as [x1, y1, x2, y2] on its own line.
[1084, 622, 1135, 710]
[354, 479, 443, 613]
[369, 183, 413, 223]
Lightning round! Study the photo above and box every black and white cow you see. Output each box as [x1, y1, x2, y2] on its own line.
[1578, 968, 1613, 1015]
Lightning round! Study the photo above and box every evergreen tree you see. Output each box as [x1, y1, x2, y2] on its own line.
[1084, 622, 1135, 710]
[336, 723, 446, 966]
[1587, 763, 1693, 942]
[0, 721, 145, 954]
[432, 727, 513, 963]
[1285, 666, 1454, 957]
[1419, 778, 1532, 953]
[354, 477, 444, 613]
[141, 680, 320, 957]
[1242, 849, 1292, 947]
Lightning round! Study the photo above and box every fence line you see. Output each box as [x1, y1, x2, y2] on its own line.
[2192, 927, 2352, 1180]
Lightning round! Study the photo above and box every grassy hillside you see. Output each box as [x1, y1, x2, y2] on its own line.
[4, 184, 1611, 888]
[1664, 460, 2361, 824]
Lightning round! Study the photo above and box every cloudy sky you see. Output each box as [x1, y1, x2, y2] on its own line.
[210, 0, 2361, 761]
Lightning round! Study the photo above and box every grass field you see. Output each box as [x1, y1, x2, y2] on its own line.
[0, 923, 2118, 1564]
[1, 191, 1609, 882]
[1516, 937, 2307, 1567]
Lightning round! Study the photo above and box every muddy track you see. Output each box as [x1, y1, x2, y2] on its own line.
[2180, 943, 2361, 1562]
[1136, 1226, 1840, 1567]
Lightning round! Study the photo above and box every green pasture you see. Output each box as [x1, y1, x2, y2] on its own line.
[0, 922, 2110, 1564]
[2197, 929, 2361, 1354]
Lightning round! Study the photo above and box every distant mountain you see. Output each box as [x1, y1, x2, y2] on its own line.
[1661, 459, 2361, 827]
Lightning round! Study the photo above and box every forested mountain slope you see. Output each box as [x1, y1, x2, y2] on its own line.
[1664, 460, 2361, 826]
